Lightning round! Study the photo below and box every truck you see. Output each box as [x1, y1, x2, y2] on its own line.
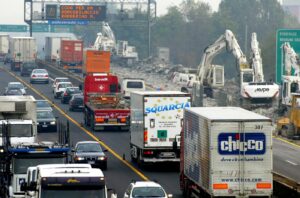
[9, 37, 37, 71]
[83, 73, 130, 131]
[0, 96, 37, 146]
[130, 91, 191, 167]
[180, 107, 273, 198]
[115, 40, 138, 66]
[83, 49, 110, 74]
[0, 34, 9, 61]
[60, 40, 83, 73]
[21, 164, 117, 198]
[44, 37, 70, 62]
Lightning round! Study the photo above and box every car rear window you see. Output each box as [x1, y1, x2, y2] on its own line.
[126, 81, 144, 89]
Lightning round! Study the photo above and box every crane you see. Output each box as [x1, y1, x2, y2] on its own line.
[281, 42, 300, 107]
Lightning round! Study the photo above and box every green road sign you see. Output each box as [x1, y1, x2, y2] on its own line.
[0, 25, 27, 32]
[276, 29, 300, 84]
[50, 25, 73, 33]
[32, 24, 49, 32]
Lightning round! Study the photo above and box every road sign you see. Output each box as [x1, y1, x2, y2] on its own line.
[46, 4, 58, 20]
[0, 25, 27, 32]
[48, 20, 89, 25]
[60, 5, 106, 21]
[50, 25, 73, 33]
[32, 24, 49, 32]
[276, 29, 300, 83]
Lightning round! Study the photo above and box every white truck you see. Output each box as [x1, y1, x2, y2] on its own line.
[121, 78, 145, 99]
[130, 91, 191, 166]
[21, 164, 117, 198]
[0, 34, 9, 61]
[180, 107, 273, 198]
[44, 37, 70, 62]
[0, 96, 37, 146]
[9, 37, 37, 71]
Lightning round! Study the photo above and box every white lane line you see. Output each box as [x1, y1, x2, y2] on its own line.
[286, 160, 298, 166]
[49, 77, 54, 81]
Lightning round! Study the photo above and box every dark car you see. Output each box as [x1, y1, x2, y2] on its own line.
[4, 54, 11, 64]
[69, 94, 84, 111]
[20, 61, 38, 76]
[37, 110, 57, 132]
[61, 87, 82, 104]
[3, 88, 23, 96]
[73, 141, 107, 170]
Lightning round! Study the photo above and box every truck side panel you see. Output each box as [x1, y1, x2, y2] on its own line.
[83, 50, 110, 74]
[130, 93, 144, 148]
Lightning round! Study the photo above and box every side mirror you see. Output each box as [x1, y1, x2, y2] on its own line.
[172, 140, 178, 150]
[103, 149, 108, 152]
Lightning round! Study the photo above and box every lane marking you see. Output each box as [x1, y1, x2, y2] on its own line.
[273, 136, 300, 149]
[286, 160, 298, 166]
[2, 66, 149, 181]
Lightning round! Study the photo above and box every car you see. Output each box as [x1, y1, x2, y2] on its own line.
[4, 54, 11, 64]
[5, 82, 27, 95]
[53, 82, 73, 99]
[20, 61, 38, 76]
[30, 69, 49, 84]
[36, 100, 53, 111]
[3, 88, 23, 96]
[69, 94, 84, 111]
[72, 141, 107, 170]
[61, 87, 82, 104]
[124, 181, 172, 198]
[37, 110, 57, 132]
[52, 77, 71, 90]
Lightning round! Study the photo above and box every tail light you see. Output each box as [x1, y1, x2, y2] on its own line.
[120, 118, 126, 123]
[144, 130, 148, 143]
[64, 92, 68, 96]
[96, 117, 105, 123]
[45, 75, 48, 77]
[32, 75, 36, 77]
[143, 150, 153, 155]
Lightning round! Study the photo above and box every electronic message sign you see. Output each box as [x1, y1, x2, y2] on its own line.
[60, 5, 106, 21]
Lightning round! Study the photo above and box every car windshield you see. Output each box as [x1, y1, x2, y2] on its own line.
[126, 81, 144, 89]
[8, 83, 24, 89]
[33, 69, 47, 74]
[59, 83, 72, 88]
[132, 187, 166, 197]
[57, 79, 70, 83]
[76, 143, 102, 152]
[37, 100, 51, 108]
[37, 111, 55, 119]
[41, 188, 106, 198]
[8, 124, 32, 137]
[68, 87, 80, 93]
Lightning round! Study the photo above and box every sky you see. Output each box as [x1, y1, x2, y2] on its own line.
[0, 0, 221, 25]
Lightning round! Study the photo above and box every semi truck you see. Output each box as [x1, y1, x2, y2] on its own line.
[0, 96, 37, 146]
[83, 49, 110, 74]
[180, 107, 273, 198]
[21, 164, 117, 198]
[44, 37, 70, 62]
[130, 91, 191, 167]
[60, 40, 83, 73]
[9, 37, 37, 71]
[83, 73, 130, 131]
[0, 34, 9, 61]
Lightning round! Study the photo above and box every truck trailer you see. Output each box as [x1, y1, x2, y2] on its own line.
[83, 49, 110, 74]
[130, 91, 191, 166]
[180, 107, 273, 198]
[9, 37, 37, 71]
[83, 73, 130, 131]
[60, 40, 83, 73]
[45, 37, 70, 62]
[0, 34, 9, 61]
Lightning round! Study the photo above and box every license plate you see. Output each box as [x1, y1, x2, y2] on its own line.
[108, 119, 117, 124]
[160, 152, 175, 157]
[42, 125, 48, 128]
[78, 106, 83, 108]
[88, 161, 95, 164]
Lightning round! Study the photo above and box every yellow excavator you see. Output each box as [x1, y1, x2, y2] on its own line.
[277, 93, 300, 138]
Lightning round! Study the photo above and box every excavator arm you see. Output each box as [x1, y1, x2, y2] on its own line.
[250, 32, 264, 82]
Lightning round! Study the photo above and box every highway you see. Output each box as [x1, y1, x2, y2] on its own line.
[0, 62, 182, 197]
[1, 61, 300, 197]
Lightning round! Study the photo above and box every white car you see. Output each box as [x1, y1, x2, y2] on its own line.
[52, 77, 71, 90]
[124, 181, 172, 198]
[30, 69, 49, 84]
[6, 82, 27, 95]
[53, 82, 73, 99]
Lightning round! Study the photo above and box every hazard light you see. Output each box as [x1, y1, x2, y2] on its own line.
[256, 182, 271, 189]
[213, 183, 228, 189]
[96, 118, 105, 123]
[120, 118, 126, 123]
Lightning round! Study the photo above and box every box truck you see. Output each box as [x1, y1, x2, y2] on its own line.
[9, 37, 37, 71]
[180, 107, 273, 198]
[0, 34, 9, 61]
[130, 91, 191, 166]
[60, 40, 83, 73]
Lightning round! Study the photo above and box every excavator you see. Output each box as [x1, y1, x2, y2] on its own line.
[241, 32, 279, 108]
[280, 42, 300, 108]
[185, 30, 279, 108]
[93, 22, 116, 52]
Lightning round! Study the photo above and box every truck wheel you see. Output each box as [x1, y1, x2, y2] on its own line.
[84, 112, 90, 127]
